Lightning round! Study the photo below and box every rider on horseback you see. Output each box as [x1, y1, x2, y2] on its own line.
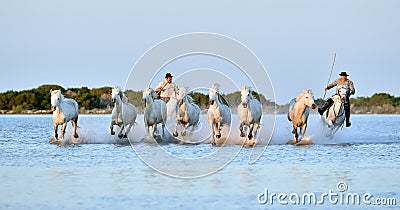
[318, 71, 355, 127]
[155, 73, 179, 104]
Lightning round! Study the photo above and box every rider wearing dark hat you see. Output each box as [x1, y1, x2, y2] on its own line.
[156, 73, 178, 103]
[318, 71, 355, 127]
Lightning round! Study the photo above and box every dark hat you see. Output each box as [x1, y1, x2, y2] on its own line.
[165, 73, 173, 78]
[339, 71, 349, 76]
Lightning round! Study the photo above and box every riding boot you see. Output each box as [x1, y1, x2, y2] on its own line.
[318, 98, 334, 115]
[345, 103, 351, 127]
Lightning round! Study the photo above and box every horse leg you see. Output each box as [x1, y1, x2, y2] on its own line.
[248, 123, 254, 140]
[53, 123, 59, 140]
[118, 124, 125, 139]
[210, 123, 216, 145]
[190, 123, 196, 133]
[110, 121, 115, 135]
[292, 126, 298, 142]
[162, 123, 165, 137]
[253, 123, 260, 140]
[216, 121, 221, 139]
[300, 123, 307, 140]
[71, 119, 79, 138]
[181, 123, 187, 136]
[239, 122, 245, 137]
[173, 121, 179, 137]
[123, 123, 133, 138]
[145, 125, 150, 137]
[60, 123, 67, 141]
[151, 124, 156, 138]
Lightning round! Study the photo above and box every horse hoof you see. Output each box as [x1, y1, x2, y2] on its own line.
[123, 134, 128, 138]
[74, 134, 79, 138]
[181, 131, 186, 136]
[240, 133, 245, 137]
[118, 134, 123, 139]
[173, 132, 178, 137]
[248, 134, 253, 140]
[216, 134, 221, 139]
[111, 131, 115, 135]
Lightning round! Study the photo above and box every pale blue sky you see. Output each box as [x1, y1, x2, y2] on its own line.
[1, 0, 399, 104]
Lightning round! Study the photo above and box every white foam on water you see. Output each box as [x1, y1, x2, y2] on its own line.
[56, 114, 275, 146]
[56, 114, 362, 146]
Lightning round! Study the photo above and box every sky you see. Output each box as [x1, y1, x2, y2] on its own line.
[1, 0, 399, 104]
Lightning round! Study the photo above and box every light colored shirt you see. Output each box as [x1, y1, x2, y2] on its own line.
[327, 78, 355, 95]
[156, 80, 178, 98]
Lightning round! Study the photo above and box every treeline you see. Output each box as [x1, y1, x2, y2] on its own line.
[350, 93, 400, 114]
[1, 85, 399, 114]
[0, 84, 277, 114]
[0, 85, 113, 113]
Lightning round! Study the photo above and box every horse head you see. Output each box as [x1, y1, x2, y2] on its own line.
[111, 86, 122, 103]
[142, 88, 155, 107]
[209, 83, 220, 105]
[50, 89, 63, 111]
[338, 86, 349, 103]
[240, 86, 251, 108]
[296, 90, 316, 109]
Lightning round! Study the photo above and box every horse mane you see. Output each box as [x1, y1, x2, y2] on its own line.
[121, 91, 129, 103]
[331, 94, 341, 102]
[185, 94, 194, 104]
[296, 89, 312, 102]
[217, 93, 230, 107]
[51, 89, 64, 100]
[209, 83, 229, 107]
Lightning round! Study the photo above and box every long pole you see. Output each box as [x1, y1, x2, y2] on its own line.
[323, 53, 336, 99]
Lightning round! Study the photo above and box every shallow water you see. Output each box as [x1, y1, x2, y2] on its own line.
[0, 114, 399, 209]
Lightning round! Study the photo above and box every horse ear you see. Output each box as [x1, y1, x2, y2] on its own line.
[50, 89, 53, 93]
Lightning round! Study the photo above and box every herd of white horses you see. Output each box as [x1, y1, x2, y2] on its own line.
[50, 84, 349, 146]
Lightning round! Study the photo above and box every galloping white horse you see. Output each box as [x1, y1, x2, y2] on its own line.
[50, 89, 79, 142]
[322, 86, 348, 137]
[142, 88, 167, 138]
[207, 84, 231, 145]
[110, 86, 137, 139]
[287, 90, 316, 142]
[173, 94, 201, 137]
[238, 86, 262, 141]
[165, 86, 186, 119]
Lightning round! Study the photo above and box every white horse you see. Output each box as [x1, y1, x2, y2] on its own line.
[173, 94, 201, 137]
[110, 86, 137, 139]
[142, 88, 167, 138]
[322, 86, 348, 137]
[50, 89, 79, 142]
[238, 86, 262, 142]
[165, 86, 186, 119]
[207, 84, 231, 145]
[287, 90, 316, 142]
